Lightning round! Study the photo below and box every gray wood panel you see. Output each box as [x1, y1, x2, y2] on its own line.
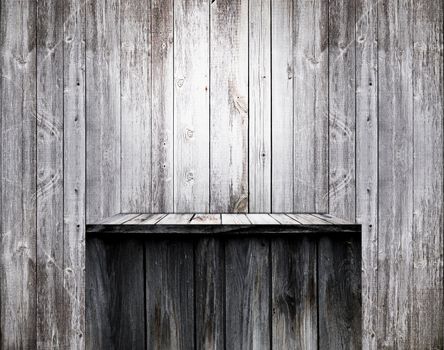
[36, 0, 65, 347]
[210, 0, 248, 213]
[0, 1, 37, 348]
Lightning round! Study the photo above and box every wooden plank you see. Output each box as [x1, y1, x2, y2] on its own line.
[377, 1, 414, 348]
[293, 0, 328, 212]
[225, 238, 270, 350]
[196, 238, 224, 350]
[86, 239, 145, 349]
[86, 0, 120, 222]
[248, 0, 271, 212]
[221, 214, 251, 225]
[247, 213, 279, 225]
[124, 213, 166, 225]
[318, 235, 361, 349]
[120, 0, 152, 212]
[190, 214, 221, 225]
[0, 1, 37, 347]
[210, 0, 248, 212]
[63, 0, 86, 347]
[287, 214, 329, 225]
[355, 0, 378, 347]
[272, 238, 317, 350]
[313, 213, 352, 225]
[157, 213, 194, 224]
[271, 0, 293, 212]
[328, 0, 356, 220]
[146, 240, 194, 349]
[412, 1, 443, 347]
[151, 0, 174, 212]
[97, 213, 139, 225]
[269, 213, 299, 225]
[36, 0, 65, 347]
[174, 0, 210, 212]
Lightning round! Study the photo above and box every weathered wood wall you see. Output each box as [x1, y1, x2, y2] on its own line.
[1, 0, 443, 348]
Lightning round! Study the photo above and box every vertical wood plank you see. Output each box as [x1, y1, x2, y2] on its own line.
[293, 0, 328, 212]
[86, 239, 145, 349]
[272, 238, 317, 350]
[210, 0, 248, 213]
[249, 0, 271, 212]
[318, 235, 361, 349]
[63, 0, 86, 347]
[225, 239, 270, 350]
[0, 0, 37, 347]
[328, 0, 356, 220]
[146, 240, 194, 349]
[355, 0, 378, 348]
[271, 0, 293, 212]
[196, 238, 224, 350]
[377, 1, 414, 347]
[120, 0, 152, 212]
[412, 1, 444, 347]
[86, 0, 120, 222]
[174, 0, 210, 212]
[36, 0, 65, 347]
[151, 0, 174, 212]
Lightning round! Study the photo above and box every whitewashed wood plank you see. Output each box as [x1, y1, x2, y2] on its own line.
[270, 213, 300, 225]
[377, 1, 414, 347]
[151, 0, 174, 212]
[125, 213, 167, 225]
[121, 0, 152, 212]
[412, 1, 443, 347]
[98, 213, 140, 225]
[328, 0, 356, 220]
[247, 213, 279, 225]
[157, 214, 194, 224]
[293, 0, 328, 212]
[221, 214, 251, 225]
[271, 0, 294, 212]
[190, 214, 221, 225]
[287, 214, 329, 225]
[86, 0, 120, 222]
[210, 0, 248, 213]
[313, 213, 352, 225]
[36, 0, 65, 346]
[249, 0, 271, 212]
[355, 0, 378, 348]
[174, 0, 210, 212]
[0, 1, 37, 347]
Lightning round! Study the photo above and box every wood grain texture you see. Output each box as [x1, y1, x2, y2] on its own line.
[86, 239, 145, 350]
[210, 0, 248, 213]
[146, 240, 194, 350]
[120, 0, 152, 212]
[174, 0, 210, 212]
[225, 238, 270, 350]
[328, 0, 356, 220]
[86, 0, 120, 222]
[271, 0, 293, 212]
[272, 238, 317, 350]
[249, 0, 271, 212]
[412, 1, 443, 347]
[293, 0, 328, 212]
[377, 1, 414, 348]
[318, 235, 362, 349]
[151, 0, 174, 212]
[0, 1, 37, 347]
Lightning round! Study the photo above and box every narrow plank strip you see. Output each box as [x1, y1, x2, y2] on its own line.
[412, 1, 444, 347]
[86, 0, 120, 222]
[270, 213, 300, 225]
[225, 239, 270, 349]
[0, 1, 37, 347]
[120, 0, 152, 212]
[97, 213, 140, 225]
[313, 213, 352, 225]
[86, 239, 145, 349]
[247, 213, 279, 224]
[287, 214, 329, 225]
[146, 240, 194, 349]
[174, 0, 210, 211]
[210, 0, 248, 212]
[328, 0, 356, 220]
[36, 0, 65, 346]
[196, 239, 224, 350]
[221, 214, 251, 225]
[125, 213, 166, 225]
[249, 0, 271, 212]
[151, 0, 174, 212]
[293, 0, 328, 212]
[63, 0, 86, 346]
[271, 0, 294, 211]
[272, 238, 317, 349]
[157, 213, 194, 224]
[318, 235, 361, 348]
[190, 214, 221, 225]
